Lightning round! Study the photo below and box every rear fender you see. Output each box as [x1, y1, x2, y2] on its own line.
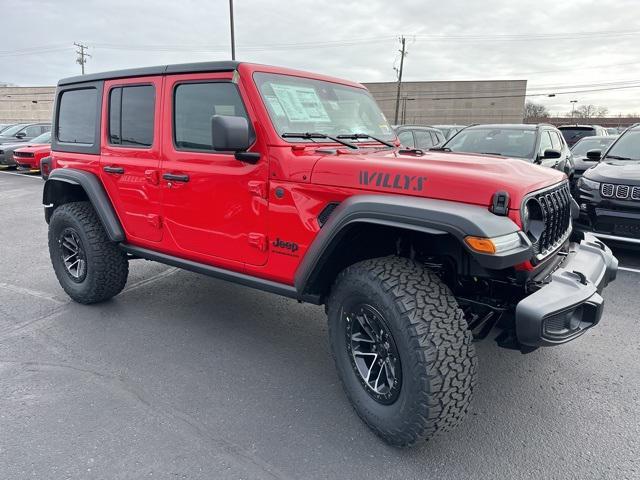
[43, 168, 124, 242]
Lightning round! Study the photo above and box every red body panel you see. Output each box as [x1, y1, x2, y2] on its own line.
[51, 62, 565, 286]
[14, 144, 50, 170]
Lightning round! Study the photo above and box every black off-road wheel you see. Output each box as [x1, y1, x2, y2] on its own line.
[327, 256, 477, 447]
[48, 201, 129, 304]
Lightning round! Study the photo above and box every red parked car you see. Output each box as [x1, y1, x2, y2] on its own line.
[43, 61, 617, 447]
[14, 142, 51, 171]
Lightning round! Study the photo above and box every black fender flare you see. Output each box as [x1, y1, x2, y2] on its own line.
[294, 194, 532, 297]
[43, 168, 125, 242]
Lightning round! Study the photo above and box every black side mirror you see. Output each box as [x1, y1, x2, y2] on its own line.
[542, 148, 562, 160]
[585, 149, 602, 161]
[211, 115, 259, 163]
[15, 131, 26, 139]
[212, 115, 250, 151]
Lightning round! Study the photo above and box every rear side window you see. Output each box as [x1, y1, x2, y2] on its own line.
[414, 130, 434, 149]
[109, 85, 155, 147]
[57, 88, 97, 144]
[174, 82, 250, 151]
[23, 125, 41, 137]
[549, 131, 562, 150]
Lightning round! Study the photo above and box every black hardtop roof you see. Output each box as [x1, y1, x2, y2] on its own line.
[58, 61, 241, 86]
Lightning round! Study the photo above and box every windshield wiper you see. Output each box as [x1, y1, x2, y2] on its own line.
[606, 155, 633, 160]
[281, 132, 358, 149]
[481, 152, 506, 156]
[429, 146, 451, 152]
[336, 133, 395, 148]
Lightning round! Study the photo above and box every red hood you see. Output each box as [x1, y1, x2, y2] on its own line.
[15, 143, 50, 154]
[310, 149, 566, 209]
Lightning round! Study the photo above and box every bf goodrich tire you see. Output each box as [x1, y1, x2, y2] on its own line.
[48, 201, 129, 304]
[327, 256, 477, 447]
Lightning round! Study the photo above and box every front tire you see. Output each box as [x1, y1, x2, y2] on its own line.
[327, 256, 476, 447]
[48, 201, 129, 304]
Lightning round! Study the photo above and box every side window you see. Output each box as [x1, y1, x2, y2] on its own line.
[414, 130, 434, 149]
[174, 82, 250, 151]
[57, 88, 97, 144]
[539, 131, 553, 155]
[109, 85, 155, 147]
[24, 125, 41, 137]
[430, 131, 444, 145]
[549, 131, 562, 150]
[41, 125, 51, 134]
[398, 130, 414, 148]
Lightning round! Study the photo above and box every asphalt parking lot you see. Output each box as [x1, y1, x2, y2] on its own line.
[0, 170, 638, 480]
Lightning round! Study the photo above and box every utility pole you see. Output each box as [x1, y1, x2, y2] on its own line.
[393, 36, 407, 125]
[74, 42, 91, 75]
[229, 0, 236, 60]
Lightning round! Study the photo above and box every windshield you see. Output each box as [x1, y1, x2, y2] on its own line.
[571, 137, 615, 156]
[443, 128, 536, 159]
[30, 131, 51, 144]
[604, 130, 640, 161]
[254, 72, 394, 143]
[0, 124, 26, 136]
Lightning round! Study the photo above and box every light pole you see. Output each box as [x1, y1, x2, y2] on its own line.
[570, 99, 578, 118]
[229, 0, 236, 60]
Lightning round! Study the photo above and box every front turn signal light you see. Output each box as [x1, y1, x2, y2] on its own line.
[465, 232, 523, 254]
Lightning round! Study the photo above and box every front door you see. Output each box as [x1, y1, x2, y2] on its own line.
[100, 77, 163, 243]
[159, 73, 269, 267]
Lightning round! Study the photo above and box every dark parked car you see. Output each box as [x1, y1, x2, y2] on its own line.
[570, 135, 617, 181]
[433, 124, 466, 140]
[0, 122, 51, 145]
[576, 124, 640, 245]
[434, 124, 574, 176]
[0, 131, 51, 168]
[559, 125, 609, 147]
[395, 125, 446, 149]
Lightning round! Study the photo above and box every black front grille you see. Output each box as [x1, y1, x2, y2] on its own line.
[13, 151, 34, 158]
[531, 182, 572, 257]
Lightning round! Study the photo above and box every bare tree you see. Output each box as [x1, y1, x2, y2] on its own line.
[573, 104, 609, 118]
[524, 101, 549, 119]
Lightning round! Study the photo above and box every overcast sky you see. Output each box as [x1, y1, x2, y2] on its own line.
[2, 0, 640, 115]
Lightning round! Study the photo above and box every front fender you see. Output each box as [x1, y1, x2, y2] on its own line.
[294, 194, 533, 296]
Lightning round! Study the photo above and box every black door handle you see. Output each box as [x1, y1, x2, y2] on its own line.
[103, 166, 124, 174]
[163, 173, 190, 182]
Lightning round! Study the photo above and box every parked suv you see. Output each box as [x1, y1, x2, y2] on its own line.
[43, 61, 617, 447]
[559, 124, 609, 147]
[576, 124, 640, 245]
[433, 124, 574, 177]
[0, 122, 50, 145]
[395, 124, 445, 149]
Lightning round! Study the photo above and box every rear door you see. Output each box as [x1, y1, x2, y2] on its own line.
[100, 77, 163, 243]
[159, 73, 269, 267]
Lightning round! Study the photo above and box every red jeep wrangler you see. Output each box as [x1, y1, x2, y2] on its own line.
[44, 61, 617, 446]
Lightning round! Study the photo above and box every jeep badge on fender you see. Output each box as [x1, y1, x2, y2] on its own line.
[44, 60, 617, 448]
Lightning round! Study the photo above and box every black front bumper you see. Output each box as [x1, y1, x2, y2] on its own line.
[515, 234, 618, 347]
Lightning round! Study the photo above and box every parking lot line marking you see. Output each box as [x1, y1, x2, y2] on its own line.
[0, 282, 68, 305]
[0, 170, 43, 180]
[619, 266, 640, 274]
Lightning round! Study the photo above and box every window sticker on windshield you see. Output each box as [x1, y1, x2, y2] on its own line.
[271, 84, 331, 122]
[265, 95, 287, 117]
[214, 105, 236, 116]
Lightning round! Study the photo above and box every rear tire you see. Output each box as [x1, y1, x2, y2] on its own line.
[48, 201, 128, 304]
[327, 256, 476, 447]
